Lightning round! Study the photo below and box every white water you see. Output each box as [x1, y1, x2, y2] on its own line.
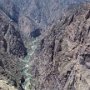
[21, 38, 38, 90]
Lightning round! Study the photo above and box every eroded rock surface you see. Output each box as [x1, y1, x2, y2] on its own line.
[0, 9, 27, 90]
[30, 3, 90, 90]
[0, 1, 90, 90]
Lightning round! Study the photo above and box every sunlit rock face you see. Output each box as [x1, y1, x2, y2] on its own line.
[0, 80, 17, 90]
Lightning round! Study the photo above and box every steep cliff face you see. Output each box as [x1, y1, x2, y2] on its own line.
[30, 3, 90, 90]
[0, 9, 27, 90]
[0, 9, 27, 57]
[0, 1, 90, 90]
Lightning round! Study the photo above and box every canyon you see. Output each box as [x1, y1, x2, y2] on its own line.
[0, 0, 90, 90]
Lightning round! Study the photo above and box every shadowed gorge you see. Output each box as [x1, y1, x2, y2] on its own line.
[0, 0, 90, 90]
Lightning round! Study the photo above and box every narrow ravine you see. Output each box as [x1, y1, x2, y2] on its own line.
[21, 38, 38, 90]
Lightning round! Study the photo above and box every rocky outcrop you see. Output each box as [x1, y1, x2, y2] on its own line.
[30, 3, 90, 90]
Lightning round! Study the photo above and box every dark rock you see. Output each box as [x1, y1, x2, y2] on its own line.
[20, 76, 25, 84]
[85, 10, 90, 19]
[30, 28, 41, 38]
[0, 59, 4, 69]
[12, 79, 17, 87]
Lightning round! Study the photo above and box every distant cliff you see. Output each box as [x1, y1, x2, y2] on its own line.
[0, 0, 89, 39]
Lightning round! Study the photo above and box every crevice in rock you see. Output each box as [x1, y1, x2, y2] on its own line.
[85, 10, 90, 19]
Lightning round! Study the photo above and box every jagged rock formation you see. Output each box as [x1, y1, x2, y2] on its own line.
[0, 9, 27, 57]
[0, 1, 90, 90]
[30, 3, 90, 90]
[0, 8, 27, 90]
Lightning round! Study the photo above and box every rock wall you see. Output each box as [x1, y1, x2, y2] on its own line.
[0, 9, 27, 90]
[30, 3, 90, 90]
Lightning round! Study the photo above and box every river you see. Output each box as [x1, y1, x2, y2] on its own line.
[21, 38, 38, 90]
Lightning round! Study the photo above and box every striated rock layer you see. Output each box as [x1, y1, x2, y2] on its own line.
[30, 3, 90, 90]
